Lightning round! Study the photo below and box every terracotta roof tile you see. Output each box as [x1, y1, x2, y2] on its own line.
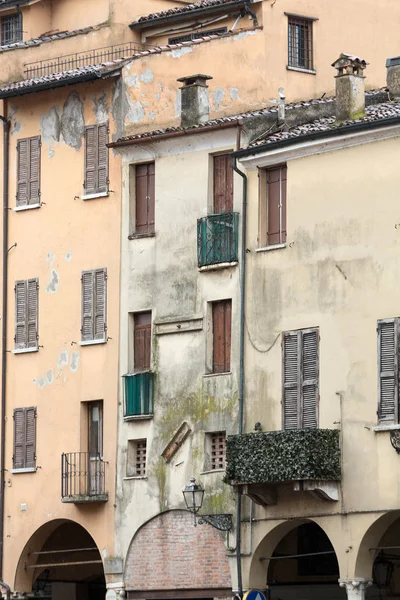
[0, 26, 94, 53]
[132, 0, 247, 25]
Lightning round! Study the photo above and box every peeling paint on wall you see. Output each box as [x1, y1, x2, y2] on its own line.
[92, 92, 109, 124]
[212, 88, 225, 111]
[61, 91, 84, 150]
[175, 90, 182, 118]
[148, 111, 156, 120]
[128, 99, 145, 124]
[46, 269, 59, 294]
[46, 370, 54, 384]
[40, 106, 61, 144]
[46, 252, 55, 268]
[125, 74, 139, 89]
[9, 104, 21, 135]
[58, 350, 68, 368]
[70, 351, 80, 373]
[168, 46, 193, 59]
[230, 87, 239, 101]
[232, 29, 257, 40]
[139, 68, 154, 84]
[38, 377, 46, 389]
[64, 251, 72, 262]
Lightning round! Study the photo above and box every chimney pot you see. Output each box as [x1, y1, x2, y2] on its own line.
[177, 74, 213, 128]
[331, 53, 368, 121]
[386, 56, 400, 100]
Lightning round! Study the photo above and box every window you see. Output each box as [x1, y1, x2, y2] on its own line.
[212, 300, 231, 373]
[169, 27, 227, 44]
[81, 268, 107, 343]
[84, 124, 108, 196]
[16, 136, 41, 207]
[261, 165, 287, 247]
[213, 154, 233, 214]
[130, 162, 155, 235]
[1, 12, 22, 46]
[378, 319, 400, 422]
[14, 279, 38, 350]
[88, 401, 103, 457]
[288, 15, 314, 71]
[283, 328, 319, 429]
[134, 311, 151, 371]
[127, 439, 147, 477]
[205, 431, 226, 471]
[13, 407, 36, 471]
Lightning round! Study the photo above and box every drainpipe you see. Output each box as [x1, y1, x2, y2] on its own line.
[232, 127, 248, 598]
[0, 107, 10, 582]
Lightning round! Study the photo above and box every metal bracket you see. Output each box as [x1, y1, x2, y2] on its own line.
[390, 430, 400, 453]
[198, 513, 233, 531]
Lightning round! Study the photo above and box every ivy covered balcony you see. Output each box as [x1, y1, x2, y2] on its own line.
[225, 429, 341, 505]
[197, 212, 239, 268]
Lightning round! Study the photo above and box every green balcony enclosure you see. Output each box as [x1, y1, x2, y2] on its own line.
[197, 212, 239, 267]
[123, 372, 154, 417]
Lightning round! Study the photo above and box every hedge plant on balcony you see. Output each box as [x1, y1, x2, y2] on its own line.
[224, 429, 341, 485]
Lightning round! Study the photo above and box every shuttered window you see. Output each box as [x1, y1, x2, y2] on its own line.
[81, 268, 107, 342]
[212, 300, 232, 373]
[84, 124, 109, 195]
[213, 154, 233, 214]
[14, 279, 38, 350]
[13, 407, 36, 470]
[266, 165, 287, 246]
[16, 136, 41, 207]
[378, 319, 400, 422]
[283, 328, 319, 429]
[134, 312, 151, 371]
[135, 162, 155, 234]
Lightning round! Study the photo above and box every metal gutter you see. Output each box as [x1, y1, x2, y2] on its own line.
[130, 0, 250, 30]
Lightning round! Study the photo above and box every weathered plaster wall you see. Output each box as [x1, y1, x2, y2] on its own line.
[3, 78, 122, 591]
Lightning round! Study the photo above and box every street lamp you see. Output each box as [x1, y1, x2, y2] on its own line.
[182, 477, 233, 531]
[373, 556, 393, 589]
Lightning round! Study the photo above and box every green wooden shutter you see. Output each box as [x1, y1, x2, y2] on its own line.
[15, 280, 27, 349]
[28, 136, 41, 205]
[17, 139, 28, 207]
[25, 407, 36, 469]
[283, 331, 300, 429]
[27, 278, 38, 348]
[84, 126, 97, 194]
[301, 329, 319, 428]
[378, 319, 397, 422]
[13, 408, 25, 469]
[93, 268, 106, 340]
[81, 270, 94, 341]
[97, 124, 108, 193]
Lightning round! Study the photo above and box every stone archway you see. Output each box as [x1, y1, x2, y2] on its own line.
[15, 518, 106, 599]
[124, 509, 232, 599]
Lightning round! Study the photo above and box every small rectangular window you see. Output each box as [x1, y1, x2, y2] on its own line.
[283, 328, 319, 429]
[205, 431, 226, 471]
[213, 154, 233, 214]
[132, 162, 155, 235]
[1, 12, 22, 46]
[263, 165, 287, 247]
[134, 311, 151, 371]
[127, 439, 147, 477]
[13, 407, 36, 470]
[16, 136, 41, 207]
[84, 123, 109, 195]
[212, 300, 231, 374]
[378, 319, 399, 423]
[88, 401, 103, 457]
[14, 278, 39, 350]
[81, 268, 107, 343]
[288, 16, 314, 71]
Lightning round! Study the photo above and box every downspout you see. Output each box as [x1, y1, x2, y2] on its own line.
[0, 106, 10, 581]
[232, 125, 248, 599]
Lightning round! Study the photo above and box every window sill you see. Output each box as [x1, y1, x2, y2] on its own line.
[14, 203, 41, 212]
[201, 468, 226, 475]
[81, 191, 109, 201]
[203, 371, 232, 378]
[11, 467, 37, 474]
[79, 339, 107, 347]
[123, 476, 148, 481]
[287, 65, 316, 75]
[128, 232, 156, 240]
[12, 347, 39, 355]
[199, 261, 238, 272]
[124, 414, 154, 422]
[256, 243, 287, 253]
[372, 424, 400, 432]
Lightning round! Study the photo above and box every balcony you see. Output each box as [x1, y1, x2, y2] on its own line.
[225, 429, 341, 505]
[123, 371, 155, 418]
[61, 452, 107, 503]
[197, 212, 239, 268]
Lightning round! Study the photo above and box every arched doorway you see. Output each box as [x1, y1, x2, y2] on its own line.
[15, 519, 106, 600]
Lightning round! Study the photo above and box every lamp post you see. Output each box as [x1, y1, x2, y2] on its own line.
[182, 477, 233, 532]
[373, 556, 393, 590]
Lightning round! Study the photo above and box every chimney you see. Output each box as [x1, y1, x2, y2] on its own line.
[386, 56, 400, 100]
[177, 74, 212, 128]
[331, 53, 368, 121]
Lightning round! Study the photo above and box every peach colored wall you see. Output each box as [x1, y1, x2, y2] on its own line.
[2, 78, 121, 591]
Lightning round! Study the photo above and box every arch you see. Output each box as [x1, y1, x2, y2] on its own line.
[354, 511, 400, 579]
[14, 518, 106, 598]
[124, 509, 232, 596]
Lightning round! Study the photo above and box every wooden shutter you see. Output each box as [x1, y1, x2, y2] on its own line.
[378, 319, 398, 422]
[147, 162, 155, 233]
[97, 123, 108, 193]
[213, 154, 233, 214]
[301, 329, 318, 428]
[94, 268, 107, 340]
[81, 270, 94, 341]
[17, 139, 28, 207]
[84, 126, 97, 194]
[134, 312, 152, 371]
[27, 278, 38, 348]
[15, 280, 27, 349]
[25, 407, 37, 469]
[29, 136, 41, 204]
[283, 331, 300, 429]
[135, 163, 155, 234]
[13, 407, 36, 469]
[212, 300, 231, 373]
[267, 165, 287, 245]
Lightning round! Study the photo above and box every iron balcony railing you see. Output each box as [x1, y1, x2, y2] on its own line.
[197, 212, 239, 268]
[61, 452, 107, 502]
[123, 371, 155, 417]
[24, 42, 147, 78]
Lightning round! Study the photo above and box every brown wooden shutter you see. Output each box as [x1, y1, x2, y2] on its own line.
[25, 407, 37, 469]
[378, 319, 398, 422]
[93, 268, 107, 340]
[27, 278, 38, 348]
[17, 139, 28, 207]
[283, 331, 300, 429]
[267, 165, 287, 245]
[13, 408, 25, 469]
[212, 300, 231, 373]
[29, 136, 41, 205]
[135, 163, 155, 234]
[147, 162, 155, 233]
[213, 154, 233, 213]
[15, 280, 27, 349]
[301, 329, 318, 428]
[84, 126, 97, 194]
[81, 270, 94, 341]
[97, 123, 108, 193]
[134, 312, 152, 371]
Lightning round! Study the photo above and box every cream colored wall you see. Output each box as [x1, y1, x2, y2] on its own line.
[2, 79, 121, 591]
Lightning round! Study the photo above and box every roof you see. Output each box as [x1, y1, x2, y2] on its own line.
[130, 0, 250, 29]
[0, 60, 126, 99]
[0, 26, 94, 54]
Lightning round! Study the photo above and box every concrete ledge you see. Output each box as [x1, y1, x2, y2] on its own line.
[61, 494, 108, 503]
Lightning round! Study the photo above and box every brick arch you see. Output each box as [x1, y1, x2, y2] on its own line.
[124, 509, 232, 593]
